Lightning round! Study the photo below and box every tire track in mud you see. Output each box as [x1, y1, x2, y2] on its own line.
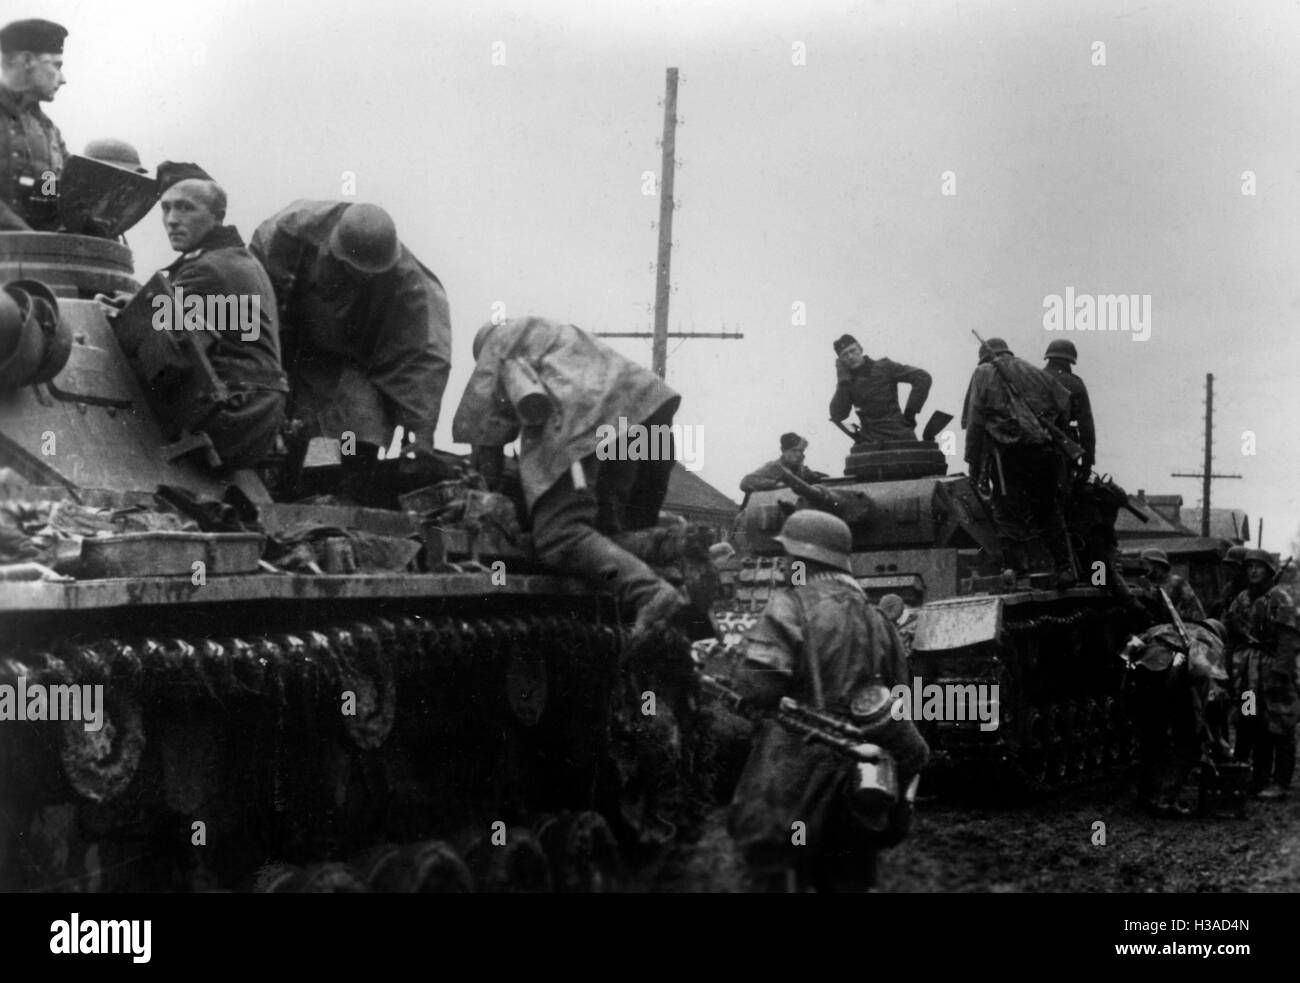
[644, 775, 1300, 892]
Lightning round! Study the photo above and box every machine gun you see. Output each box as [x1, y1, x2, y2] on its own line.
[699, 672, 919, 821]
[971, 329, 1085, 465]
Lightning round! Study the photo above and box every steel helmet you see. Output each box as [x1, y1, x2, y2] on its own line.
[1140, 548, 1170, 569]
[774, 510, 852, 573]
[978, 337, 1012, 362]
[327, 203, 402, 275]
[83, 138, 147, 174]
[1043, 339, 1077, 363]
[1243, 548, 1276, 575]
[473, 321, 499, 360]
[1201, 619, 1227, 643]
[1222, 545, 1247, 566]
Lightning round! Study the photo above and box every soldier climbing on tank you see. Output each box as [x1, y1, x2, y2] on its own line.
[961, 336, 1076, 588]
[453, 316, 698, 647]
[0, 19, 68, 231]
[739, 432, 829, 498]
[727, 510, 918, 892]
[249, 199, 451, 488]
[828, 334, 932, 442]
[101, 163, 288, 470]
[1226, 549, 1299, 800]
[1134, 548, 1205, 623]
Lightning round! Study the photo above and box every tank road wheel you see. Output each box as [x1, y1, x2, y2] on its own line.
[538, 811, 623, 893]
[364, 841, 475, 893]
[466, 827, 553, 893]
[59, 688, 145, 803]
[263, 862, 367, 893]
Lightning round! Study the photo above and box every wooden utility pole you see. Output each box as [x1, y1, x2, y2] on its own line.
[651, 67, 678, 379]
[1172, 373, 1241, 537]
[596, 68, 742, 375]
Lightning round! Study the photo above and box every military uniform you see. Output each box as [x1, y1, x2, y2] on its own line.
[162, 225, 287, 468]
[1126, 623, 1225, 813]
[1227, 583, 1300, 792]
[0, 83, 65, 230]
[729, 571, 910, 890]
[249, 200, 451, 456]
[453, 317, 683, 623]
[961, 347, 1073, 579]
[1043, 361, 1095, 473]
[739, 458, 828, 495]
[829, 357, 931, 442]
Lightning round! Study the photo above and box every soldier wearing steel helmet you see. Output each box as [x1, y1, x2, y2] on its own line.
[1210, 544, 1248, 620]
[0, 18, 69, 230]
[249, 200, 451, 481]
[1134, 547, 1206, 623]
[1226, 549, 1299, 799]
[1042, 339, 1095, 475]
[961, 336, 1075, 587]
[728, 509, 911, 892]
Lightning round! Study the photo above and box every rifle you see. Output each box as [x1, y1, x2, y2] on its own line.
[1158, 587, 1190, 668]
[970, 330, 1085, 464]
[1275, 556, 1294, 587]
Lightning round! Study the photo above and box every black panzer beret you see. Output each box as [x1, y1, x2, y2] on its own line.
[156, 161, 215, 194]
[0, 19, 68, 55]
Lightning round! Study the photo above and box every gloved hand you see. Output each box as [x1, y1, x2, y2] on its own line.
[902, 412, 917, 430]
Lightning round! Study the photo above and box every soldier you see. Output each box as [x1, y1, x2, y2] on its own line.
[1227, 549, 1299, 800]
[961, 336, 1075, 587]
[727, 510, 912, 892]
[739, 432, 829, 496]
[828, 335, 932, 442]
[1041, 339, 1095, 475]
[1134, 548, 1206, 623]
[1210, 545, 1248, 619]
[249, 200, 451, 480]
[453, 316, 691, 642]
[105, 163, 287, 470]
[0, 19, 68, 230]
[1122, 620, 1228, 816]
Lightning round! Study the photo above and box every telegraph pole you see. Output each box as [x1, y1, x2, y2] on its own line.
[596, 68, 743, 376]
[651, 67, 678, 379]
[1171, 373, 1241, 536]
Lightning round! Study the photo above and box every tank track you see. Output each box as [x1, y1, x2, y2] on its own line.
[911, 598, 1139, 797]
[0, 614, 630, 891]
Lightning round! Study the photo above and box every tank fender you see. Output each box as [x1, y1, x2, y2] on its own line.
[912, 595, 1003, 652]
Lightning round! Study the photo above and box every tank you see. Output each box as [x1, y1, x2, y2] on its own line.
[0, 230, 670, 892]
[717, 434, 1142, 796]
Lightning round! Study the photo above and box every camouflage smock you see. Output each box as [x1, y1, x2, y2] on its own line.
[1227, 584, 1300, 735]
[728, 572, 909, 861]
[452, 316, 680, 511]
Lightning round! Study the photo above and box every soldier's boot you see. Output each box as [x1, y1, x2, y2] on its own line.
[1156, 760, 1194, 816]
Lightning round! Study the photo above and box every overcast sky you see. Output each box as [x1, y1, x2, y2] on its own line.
[36, 0, 1300, 550]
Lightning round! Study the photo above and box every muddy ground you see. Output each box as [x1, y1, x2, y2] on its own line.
[635, 772, 1300, 893]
